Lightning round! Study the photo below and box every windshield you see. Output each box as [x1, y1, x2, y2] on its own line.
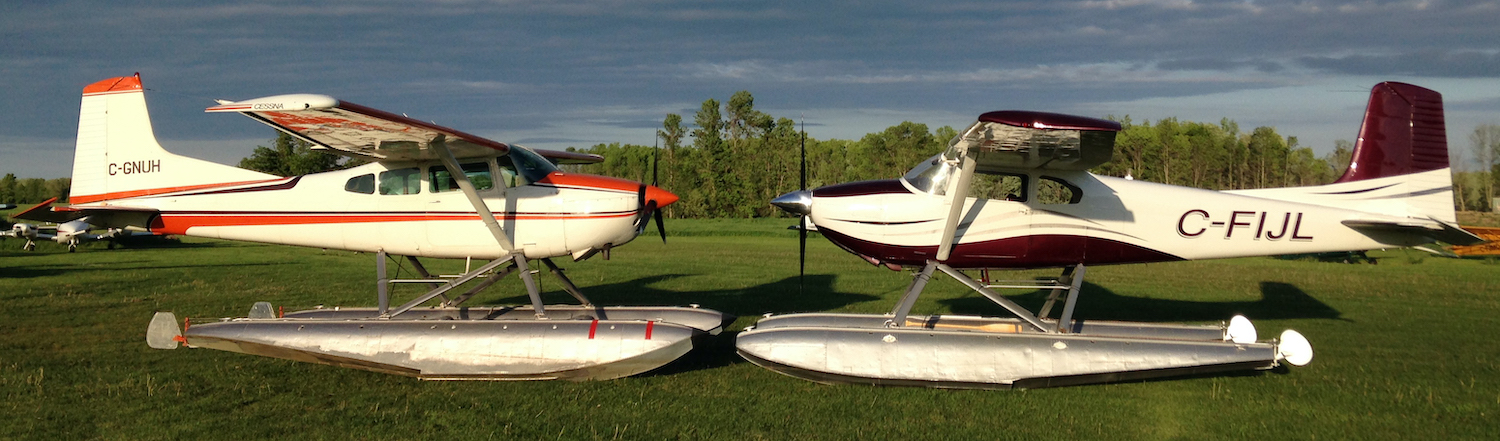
[508, 145, 558, 183]
[902, 154, 956, 195]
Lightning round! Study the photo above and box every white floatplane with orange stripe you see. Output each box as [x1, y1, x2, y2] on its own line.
[741, 82, 1486, 389]
[20, 74, 728, 380]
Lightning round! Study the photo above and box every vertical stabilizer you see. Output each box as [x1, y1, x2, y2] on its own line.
[1336, 82, 1449, 182]
[1226, 82, 1457, 224]
[1336, 82, 1455, 223]
[69, 74, 276, 204]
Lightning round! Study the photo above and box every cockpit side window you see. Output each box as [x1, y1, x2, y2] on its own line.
[1037, 176, 1082, 204]
[969, 172, 1027, 202]
[344, 174, 375, 194]
[430, 162, 494, 193]
[496, 156, 526, 188]
[508, 146, 558, 184]
[378, 167, 422, 195]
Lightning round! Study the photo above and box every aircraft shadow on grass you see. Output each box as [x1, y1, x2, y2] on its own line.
[939, 280, 1343, 324]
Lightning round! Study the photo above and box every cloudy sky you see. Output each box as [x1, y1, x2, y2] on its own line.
[3, 0, 1499, 179]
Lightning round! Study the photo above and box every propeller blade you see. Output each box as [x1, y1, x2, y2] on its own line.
[635, 183, 649, 232]
[799, 215, 807, 292]
[637, 183, 648, 208]
[654, 208, 666, 243]
[799, 119, 808, 292]
[935, 155, 976, 261]
[800, 123, 807, 193]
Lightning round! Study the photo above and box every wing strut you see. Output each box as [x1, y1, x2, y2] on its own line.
[429, 136, 546, 318]
[935, 154, 977, 261]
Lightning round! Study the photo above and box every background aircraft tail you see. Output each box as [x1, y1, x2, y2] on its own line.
[69, 74, 275, 205]
[1229, 82, 1458, 224]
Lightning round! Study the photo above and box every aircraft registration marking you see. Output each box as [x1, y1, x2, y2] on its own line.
[1177, 210, 1313, 241]
[108, 159, 161, 176]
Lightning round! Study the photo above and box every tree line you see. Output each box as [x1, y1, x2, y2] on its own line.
[0, 174, 70, 206]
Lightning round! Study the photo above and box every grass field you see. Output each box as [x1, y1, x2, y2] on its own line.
[2, 218, 1498, 440]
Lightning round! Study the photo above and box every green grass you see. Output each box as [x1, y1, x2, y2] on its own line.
[2, 219, 1498, 440]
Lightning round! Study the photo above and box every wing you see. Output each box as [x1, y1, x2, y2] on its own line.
[947, 111, 1120, 172]
[206, 94, 601, 164]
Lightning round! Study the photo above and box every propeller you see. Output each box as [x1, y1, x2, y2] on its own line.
[769, 118, 813, 292]
[635, 136, 667, 243]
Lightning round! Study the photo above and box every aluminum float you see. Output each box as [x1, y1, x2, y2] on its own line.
[148, 252, 731, 381]
[149, 305, 718, 381]
[736, 263, 1312, 389]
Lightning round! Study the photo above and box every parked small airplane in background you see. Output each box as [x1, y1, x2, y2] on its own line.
[2, 212, 124, 252]
[741, 82, 1485, 389]
[18, 74, 726, 380]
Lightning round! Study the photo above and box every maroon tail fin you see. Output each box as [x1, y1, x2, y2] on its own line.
[1334, 82, 1448, 183]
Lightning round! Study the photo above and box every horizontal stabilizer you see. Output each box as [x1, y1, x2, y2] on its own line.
[1342, 218, 1485, 246]
[10, 198, 82, 224]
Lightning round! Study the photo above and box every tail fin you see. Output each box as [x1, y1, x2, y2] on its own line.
[1229, 82, 1457, 224]
[69, 74, 276, 205]
[1335, 82, 1449, 183]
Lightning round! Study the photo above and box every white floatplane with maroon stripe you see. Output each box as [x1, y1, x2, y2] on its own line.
[740, 82, 1483, 389]
[24, 74, 728, 380]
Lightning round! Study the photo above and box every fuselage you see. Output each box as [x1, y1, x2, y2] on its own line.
[806, 163, 1431, 269]
[75, 149, 671, 260]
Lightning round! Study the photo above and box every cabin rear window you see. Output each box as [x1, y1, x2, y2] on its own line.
[344, 174, 375, 194]
[430, 162, 494, 193]
[970, 172, 1027, 202]
[1037, 176, 1082, 204]
[378, 168, 422, 195]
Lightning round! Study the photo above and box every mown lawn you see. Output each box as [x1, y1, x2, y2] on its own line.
[1, 218, 1497, 440]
